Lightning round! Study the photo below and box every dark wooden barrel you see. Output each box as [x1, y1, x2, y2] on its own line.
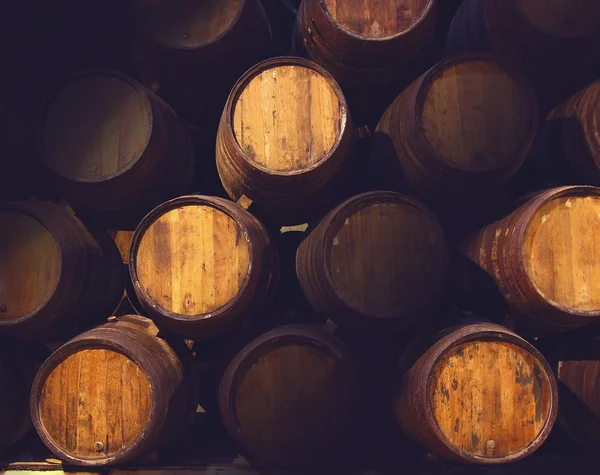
[131, 0, 271, 127]
[129, 195, 279, 339]
[296, 0, 438, 92]
[462, 186, 600, 334]
[445, 0, 600, 87]
[216, 57, 355, 225]
[219, 323, 359, 466]
[554, 335, 600, 447]
[296, 191, 447, 330]
[545, 80, 600, 185]
[373, 53, 538, 205]
[0, 201, 123, 341]
[30, 315, 196, 466]
[108, 229, 144, 316]
[395, 323, 558, 464]
[37, 70, 195, 227]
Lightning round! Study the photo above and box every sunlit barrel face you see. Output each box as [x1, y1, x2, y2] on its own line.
[430, 339, 553, 460]
[0, 211, 60, 320]
[523, 194, 600, 314]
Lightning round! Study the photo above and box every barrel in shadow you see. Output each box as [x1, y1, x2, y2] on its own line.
[462, 186, 600, 335]
[0, 201, 123, 341]
[30, 315, 197, 467]
[395, 323, 558, 463]
[37, 70, 195, 227]
[129, 195, 279, 339]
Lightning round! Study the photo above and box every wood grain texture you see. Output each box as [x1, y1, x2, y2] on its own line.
[297, 191, 447, 329]
[130, 195, 278, 339]
[516, 0, 600, 36]
[216, 57, 354, 224]
[109, 230, 136, 263]
[31, 315, 197, 467]
[547, 80, 600, 185]
[323, 0, 431, 38]
[0, 212, 60, 320]
[233, 65, 341, 172]
[462, 186, 600, 334]
[38, 349, 152, 460]
[422, 60, 534, 169]
[39, 71, 194, 227]
[431, 341, 550, 459]
[0, 202, 123, 341]
[396, 323, 558, 464]
[374, 53, 537, 202]
[135, 205, 250, 316]
[134, 0, 242, 49]
[219, 324, 359, 465]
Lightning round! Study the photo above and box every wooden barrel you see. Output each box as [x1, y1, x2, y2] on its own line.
[462, 186, 600, 334]
[395, 323, 558, 464]
[296, 191, 447, 330]
[445, 0, 600, 86]
[216, 57, 355, 224]
[0, 201, 123, 341]
[37, 70, 195, 227]
[131, 0, 271, 126]
[219, 323, 359, 466]
[296, 0, 438, 92]
[373, 53, 538, 204]
[554, 336, 600, 447]
[545, 80, 600, 185]
[129, 195, 278, 339]
[30, 315, 196, 466]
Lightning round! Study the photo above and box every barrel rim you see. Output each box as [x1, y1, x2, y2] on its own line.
[423, 323, 558, 463]
[37, 69, 154, 184]
[518, 185, 600, 318]
[129, 194, 257, 325]
[320, 191, 447, 320]
[218, 323, 357, 463]
[414, 52, 539, 173]
[0, 202, 63, 328]
[223, 55, 350, 177]
[134, 0, 248, 51]
[30, 334, 159, 466]
[317, 0, 437, 42]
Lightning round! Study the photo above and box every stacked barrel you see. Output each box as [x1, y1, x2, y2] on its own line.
[1, 0, 600, 471]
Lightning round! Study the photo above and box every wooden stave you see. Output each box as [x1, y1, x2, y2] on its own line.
[37, 70, 195, 228]
[373, 52, 538, 203]
[218, 323, 360, 466]
[129, 195, 279, 339]
[462, 186, 600, 334]
[395, 323, 559, 464]
[0, 201, 124, 341]
[296, 191, 448, 330]
[29, 315, 196, 467]
[297, 0, 438, 90]
[215, 56, 355, 225]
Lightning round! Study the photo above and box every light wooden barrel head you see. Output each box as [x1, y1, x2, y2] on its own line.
[110, 230, 135, 263]
[233, 64, 342, 172]
[134, 205, 250, 316]
[421, 60, 534, 170]
[135, 0, 243, 48]
[41, 75, 151, 182]
[523, 195, 600, 313]
[329, 201, 445, 318]
[37, 349, 152, 460]
[0, 212, 60, 320]
[323, 0, 433, 38]
[516, 0, 600, 37]
[233, 344, 352, 458]
[430, 340, 552, 459]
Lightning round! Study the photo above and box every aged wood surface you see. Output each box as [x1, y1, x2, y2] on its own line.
[232, 65, 341, 172]
[219, 324, 359, 465]
[109, 230, 136, 263]
[396, 323, 558, 464]
[296, 191, 447, 329]
[462, 186, 600, 334]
